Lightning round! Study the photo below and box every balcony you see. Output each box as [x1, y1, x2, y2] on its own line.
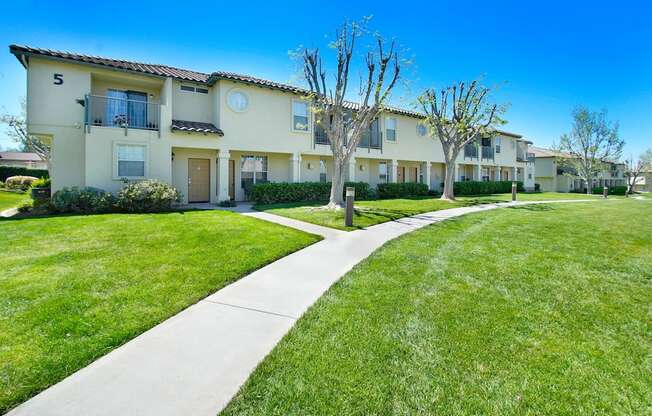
[85, 94, 160, 132]
[464, 143, 478, 159]
[481, 145, 494, 160]
[314, 125, 330, 145]
[314, 119, 381, 150]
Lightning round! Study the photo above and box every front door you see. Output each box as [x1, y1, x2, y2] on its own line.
[188, 158, 210, 203]
[397, 166, 405, 183]
[411, 167, 418, 183]
[228, 159, 235, 200]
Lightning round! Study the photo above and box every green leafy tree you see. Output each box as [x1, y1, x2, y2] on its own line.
[625, 148, 652, 194]
[1, 98, 51, 172]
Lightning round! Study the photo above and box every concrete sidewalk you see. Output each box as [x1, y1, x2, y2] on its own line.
[8, 199, 595, 416]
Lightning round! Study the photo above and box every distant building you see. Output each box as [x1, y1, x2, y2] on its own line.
[0, 151, 48, 169]
[630, 172, 652, 192]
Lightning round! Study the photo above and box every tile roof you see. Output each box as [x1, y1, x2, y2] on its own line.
[530, 146, 572, 158]
[0, 151, 43, 161]
[171, 120, 224, 135]
[9, 44, 523, 138]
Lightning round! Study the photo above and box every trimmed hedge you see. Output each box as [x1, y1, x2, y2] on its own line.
[592, 186, 627, 196]
[377, 182, 428, 199]
[454, 180, 525, 195]
[250, 182, 371, 205]
[0, 166, 48, 182]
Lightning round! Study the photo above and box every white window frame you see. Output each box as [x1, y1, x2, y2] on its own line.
[240, 155, 268, 189]
[495, 136, 502, 154]
[113, 141, 149, 180]
[319, 159, 327, 183]
[378, 161, 388, 183]
[291, 99, 310, 133]
[226, 88, 250, 113]
[385, 117, 397, 142]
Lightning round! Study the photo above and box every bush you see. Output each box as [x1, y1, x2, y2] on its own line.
[250, 181, 371, 205]
[0, 166, 48, 182]
[51, 187, 116, 214]
[376, 182, 429, 199]
[454, 180, 524, 195]
[534, 183, 541, 192]
[31, 177, 51, 189]
[218, 199, 237, 207]
[5, 176, 39, 191]
[116, 180, 182, 213]
[610, 186, 627, 195]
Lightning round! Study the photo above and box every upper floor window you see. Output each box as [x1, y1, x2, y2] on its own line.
[227, 89, 249, 112]
[385, 117, 397, 141]
[495, 136, 501, 153]
[195, 87, 209, 94]
[180, 85, 195, 92]
[292, 100, 309, 132]
[116, 143, 147, 178]
[481, 137, 491, 147]
[416, 123, 427, 137]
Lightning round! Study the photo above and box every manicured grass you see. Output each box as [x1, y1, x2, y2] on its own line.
[223, 200, 651, 415]
[0, 190, 30, 211]
[0, 211, 320, 413]
[256, 192, 597, 230]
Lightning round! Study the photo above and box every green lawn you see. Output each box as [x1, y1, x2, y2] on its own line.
[0, 211, 320, 413]
[0, 190, 30, 211]
[256, 192, 598, 230]
[223, 200, 651, 415]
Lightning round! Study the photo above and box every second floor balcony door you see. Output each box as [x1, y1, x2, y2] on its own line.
[106, 89, 148, 129]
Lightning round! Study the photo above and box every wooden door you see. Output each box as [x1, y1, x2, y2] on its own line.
[228, 160, 235, 200]
[397, 166, 405, 183]
[411, 167, 418, 183]
[188, 158, 210, 202]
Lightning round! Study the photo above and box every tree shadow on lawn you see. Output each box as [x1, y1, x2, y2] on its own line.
[0, 208, 201, 223]
[508, 204, 556, 212]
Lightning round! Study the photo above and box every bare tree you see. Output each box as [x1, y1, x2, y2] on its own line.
[625, 148, 652, 194]
[1, 98, 51, 171]
[301, 19, 400, 208]
[418, 81, 506, 200]
[556, 106, 624, 195]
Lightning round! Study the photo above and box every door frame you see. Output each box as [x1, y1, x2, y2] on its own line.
[188, 158, 211, 203]
[228, 159, 235, 200]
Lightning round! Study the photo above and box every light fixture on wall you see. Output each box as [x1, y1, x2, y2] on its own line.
[307, 162, 313, 170]
[171, 152, 175, 161]
[359, 165, 365, 171]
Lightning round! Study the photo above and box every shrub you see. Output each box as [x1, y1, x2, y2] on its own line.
[610, 185, 627, 195]
[534, 183, 541, 192]
[250, 181, 371, 205]
[5, 176, 39, 191]
[376, 182, 429, 199]
[218, 199, 237, 207]
[31, 177, 51, 188]
[453, 180, 524, 195]
[51, 187, 116, 214]
[0, 166, 48, 182]
[116, 180, 182, 213]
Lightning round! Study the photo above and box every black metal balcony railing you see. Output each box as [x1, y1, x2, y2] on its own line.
[464, 143, 478, 158]
[314, 120, 381, 150]
[481, 145, 494, 160]
[527, 152, 536, 164]
[85, 94, 160, 131]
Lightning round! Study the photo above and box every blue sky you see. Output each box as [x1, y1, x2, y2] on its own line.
[1, 0, 650, 157]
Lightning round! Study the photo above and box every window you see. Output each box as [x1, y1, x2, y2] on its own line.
[378, 162, 388, 183]
[195, 87, 209, 94]
[385, 117, 397, 141]
[180, 85, 195, 92]
[106, 89, 148, 129]
[292, 100, 309, 132]
[241, 155, 267, 189]
[495, 136, 501, 153]
[528, 173, 532, 180]
[319, 159, 327, 183]
[481, 137, 491, 147]
[482, 168, 490, 182]
[416, 124, 427, 137]
[227, 90, 249, 112]
[116, 144, 146, 178]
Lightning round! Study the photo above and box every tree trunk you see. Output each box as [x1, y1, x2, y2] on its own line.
[327, 161, 345, 208]
[441, 161, 456, 200]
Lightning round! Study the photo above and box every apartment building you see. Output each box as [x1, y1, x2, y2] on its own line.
[532, 146, 626, 192]
[10, 45, 535, 203]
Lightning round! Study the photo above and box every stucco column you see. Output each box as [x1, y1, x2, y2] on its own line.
[474, 164, 481, 181]
[454, 164, 460, 181]
[390, 160, 398, 183]
[290, 153, 301, 183]
[495, 166, 501, 181]
[425, 162, 432, 189]
[511, 166, 517, 182]
[217, 150, 231, 202]
[159, 77, 173, 132]
[348, 157, 356, 182]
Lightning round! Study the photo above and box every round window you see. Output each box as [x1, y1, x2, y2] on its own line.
[416, 124, 427, 137]
[227, 90, 249, 112]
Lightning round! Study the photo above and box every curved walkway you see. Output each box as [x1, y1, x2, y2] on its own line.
[8, 199, 596, 416]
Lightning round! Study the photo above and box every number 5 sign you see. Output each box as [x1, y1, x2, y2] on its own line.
[53, 73, 63, 85]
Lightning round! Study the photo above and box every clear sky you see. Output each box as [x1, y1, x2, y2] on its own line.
[1, 0, 650, 157]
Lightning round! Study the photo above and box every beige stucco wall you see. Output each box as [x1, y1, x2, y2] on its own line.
[23, 56, 533, 198]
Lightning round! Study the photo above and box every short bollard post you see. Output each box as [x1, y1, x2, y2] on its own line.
[345, 187, 355, 227]
[511, 181, 517, 202]
[603, 186, 608, 199]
